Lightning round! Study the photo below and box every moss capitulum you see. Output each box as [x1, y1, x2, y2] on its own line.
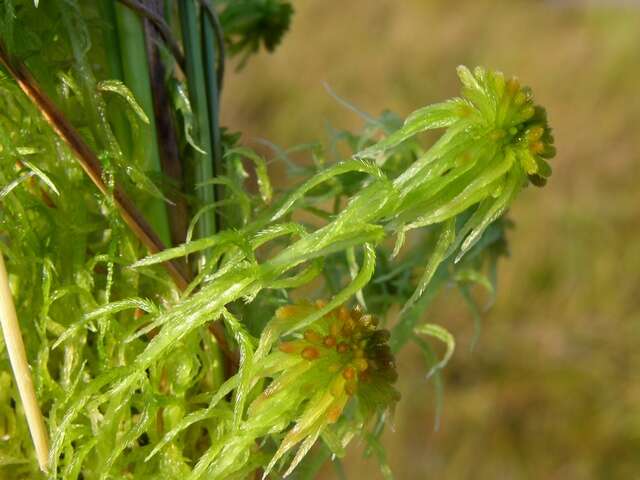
[277, 302, 398, 398]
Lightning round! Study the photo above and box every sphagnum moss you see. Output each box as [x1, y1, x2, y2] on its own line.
[0, 2, 555, 479]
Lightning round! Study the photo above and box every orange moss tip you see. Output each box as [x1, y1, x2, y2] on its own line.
[527, 126, 544, 142]
[530, 141, 545, 154]
[278, 341, 300, 354]
[301, 346, 320, 360]
[342, 366, 356, 381]
[506, 77, 520, 95]
[338, 305, 350, 322]
[303, 329, 322, 343]
[327, 404, 344, 423]
[336, 342, 350, 354]
[323, 335, 337, 348]
[275, 305, 299, 320]
[314, 299, 327, 308]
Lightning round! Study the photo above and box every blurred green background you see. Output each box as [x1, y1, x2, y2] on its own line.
[221, 1, 640, 478]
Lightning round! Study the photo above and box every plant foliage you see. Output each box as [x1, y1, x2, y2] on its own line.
[0, 1, 554, 479]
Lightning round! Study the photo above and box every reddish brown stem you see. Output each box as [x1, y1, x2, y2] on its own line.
[0, 40, 190, 290]
[0, 39, 239, 370]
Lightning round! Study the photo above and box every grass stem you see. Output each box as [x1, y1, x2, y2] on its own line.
[202, 8, 225, 228]
[114, 1, 172, 246]
[178, 0, 217, 264]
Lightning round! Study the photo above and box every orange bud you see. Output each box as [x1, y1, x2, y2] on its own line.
[323, 335, 337, 348]
[342, 366, 356, 381]
[301, 347, 319, 360]
[276, 305, 299, 320]
[279, 342, 300, 354]
[327, 404, 344, 423]
[303, 329, 322, 343]
[530, 141, 545, 154]
[338, 305, 350, 322]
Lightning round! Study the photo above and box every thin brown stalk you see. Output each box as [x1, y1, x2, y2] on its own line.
[0, 39, 189, 291]
[0, 39, 239, 370]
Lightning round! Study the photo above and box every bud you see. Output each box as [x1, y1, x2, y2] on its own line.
[257, 302, 400, 477]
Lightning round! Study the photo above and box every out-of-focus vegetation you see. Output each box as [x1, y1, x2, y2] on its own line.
[221, 1, 640, 478]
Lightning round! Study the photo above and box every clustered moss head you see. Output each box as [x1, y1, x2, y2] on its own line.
[278, 301, 399, 406]
[457, 65, 556, 187]
[235, 301, 400, 477]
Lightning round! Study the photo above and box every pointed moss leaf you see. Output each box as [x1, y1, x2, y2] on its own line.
[456, 172, 520, 262]
[131, 230, 242, 268]
[264, 391, 334, 478]
[355, 100, 462, 161]
[21, 159, 60, 195]
[271, 159, 383, 221]
[171, 80, 206, 154]
[283, 243, 376, 335]
[97, 80, 150, 124]
[52, 297, 158, 349]
[197, 176, 252, 224]
[0, 172, 34, 199]
[283, 426, 324, 478]
[225, 147, 273, 204]
[364, 433, 394, 480]
[269, 257, 323, 289]
[456, 65, 482, 92]
[454, 268, 495, 298]
[414, 323, 455, 378]
[146, 377, 239, 461]
[221, 309, 257, 429]
[57, 71, 83, 101]
[401, 218, 456, 315]
[125, 165, 173, 204]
